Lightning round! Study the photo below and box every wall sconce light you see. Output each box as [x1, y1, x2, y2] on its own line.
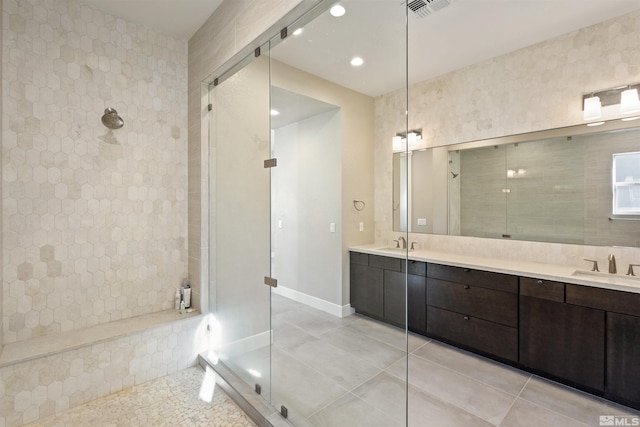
[620, 88, 640, 115]
[582, 83, 640, 121]
[392, 129, 422, 151]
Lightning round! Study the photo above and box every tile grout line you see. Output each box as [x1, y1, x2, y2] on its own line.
[408, 343, 526, 399]
[496, 375, 531, 426]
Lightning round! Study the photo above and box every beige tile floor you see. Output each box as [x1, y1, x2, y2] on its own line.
[23, 366, 257, 427]
[225, 294, 640, 427]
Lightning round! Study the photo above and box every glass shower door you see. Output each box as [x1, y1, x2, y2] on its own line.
[208, 45, 272, 400]
[268, 1, 409, 425]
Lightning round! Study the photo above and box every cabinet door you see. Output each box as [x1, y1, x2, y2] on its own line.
[407, 274, 426, 334]
[384, 271, 426, 331]
[350, 263, 383, 318]
[383, 270, 406, 326]
[519, 295, 605, 392]
[606, 312, 640, 407]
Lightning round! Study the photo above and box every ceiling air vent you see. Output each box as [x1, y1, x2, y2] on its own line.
[407, 0, 451, 18]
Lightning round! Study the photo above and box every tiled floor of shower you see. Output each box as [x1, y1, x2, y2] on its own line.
[23, 366, 256, 427]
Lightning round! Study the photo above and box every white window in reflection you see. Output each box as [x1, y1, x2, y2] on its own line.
[612, 151, 640, 215]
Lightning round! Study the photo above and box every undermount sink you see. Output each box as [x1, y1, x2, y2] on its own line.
[571, 269, 640, 286]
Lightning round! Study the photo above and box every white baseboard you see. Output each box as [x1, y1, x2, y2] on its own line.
[273, 286, 355, 318]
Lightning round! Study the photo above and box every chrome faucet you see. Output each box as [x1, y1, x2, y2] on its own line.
[395, 236, 407, 249]
[608, 254, 617, 274]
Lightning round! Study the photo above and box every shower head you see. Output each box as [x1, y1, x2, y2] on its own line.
[101, 107, 124, 130]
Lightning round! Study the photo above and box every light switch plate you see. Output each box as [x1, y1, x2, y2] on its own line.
[330, 222, 336, 233]
[417, 218, 427, 226]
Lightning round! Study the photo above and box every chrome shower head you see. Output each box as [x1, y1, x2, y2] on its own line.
[101, 107, 124, 130]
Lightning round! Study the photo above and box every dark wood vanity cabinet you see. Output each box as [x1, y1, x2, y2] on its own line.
[350, 251, 640, 410]
[606, 313, 640, 407]
[519, 278, 605, 392]
[426, 264, 519, 362]
[564, 284, 640, 407]
[349, 253, 427, 333]
[349, 253, 384, 318]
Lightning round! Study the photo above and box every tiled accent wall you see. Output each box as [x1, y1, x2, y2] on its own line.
[187, 0, 319, 312]
[2, 0, 188, 344]
[0, 315, 207, 427]
[374, 10, 640, 268]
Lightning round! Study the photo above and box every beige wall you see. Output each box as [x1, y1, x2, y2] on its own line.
[271, 59, 375, 306]
[2, 0, 188, 345]
[375, 10, 640, 269]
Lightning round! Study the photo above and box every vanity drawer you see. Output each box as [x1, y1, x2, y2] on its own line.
[427, 306, 518, 362]
[369, 254, 402, 272]
[520, 277, 565, 302]
[350, 251, 369, 266]
[402, 260, 427, 276]
[566, 284, 640, 317]
[427, 278, 517, 327]
[427, 263, 518, 294]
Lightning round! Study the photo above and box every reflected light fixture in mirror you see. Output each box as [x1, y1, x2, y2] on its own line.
[350, 57, 364, 66]
[392, 129, 422, 151]
[270, 109, 280, 116]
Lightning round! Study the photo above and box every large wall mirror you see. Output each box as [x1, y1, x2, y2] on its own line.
[393, 120, 640, 247]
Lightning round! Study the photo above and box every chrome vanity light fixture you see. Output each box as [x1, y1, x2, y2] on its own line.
[582, 83, 640, 123]
[392, 129, 422, 151]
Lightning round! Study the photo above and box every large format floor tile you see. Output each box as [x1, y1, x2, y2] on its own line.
[387, 355, 517, 425]
[412, 340, 529, 396]
[518, 376, 640, 425]
[308, 392, 404, 427]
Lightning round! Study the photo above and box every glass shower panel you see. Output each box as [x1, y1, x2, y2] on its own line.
[208, 45, 272, 399]
[269, 1, 408, 426]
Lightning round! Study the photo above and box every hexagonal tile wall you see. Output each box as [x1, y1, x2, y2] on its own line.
[2, 0, 189, 344]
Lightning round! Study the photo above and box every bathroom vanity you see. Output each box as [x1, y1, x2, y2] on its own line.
[349, 247, 640, 410]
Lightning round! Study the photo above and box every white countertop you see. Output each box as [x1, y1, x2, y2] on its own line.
[350, 244, 640, 294]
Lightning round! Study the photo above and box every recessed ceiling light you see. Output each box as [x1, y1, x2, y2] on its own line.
[350, 57, 364, 67]
[330, 5, 346, 17]
[270, 109, 280, 116]
[292, 28, 302, 36]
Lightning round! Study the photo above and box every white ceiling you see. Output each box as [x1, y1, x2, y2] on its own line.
[80, 0, 223, 40]
[80, 0, 640, 97]
[271, 0, 640, 97]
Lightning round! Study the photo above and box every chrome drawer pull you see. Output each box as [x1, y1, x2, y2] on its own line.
[463, 315, 469, 320]
[537, 279, 543, 285]
[464, 285, 470, 290]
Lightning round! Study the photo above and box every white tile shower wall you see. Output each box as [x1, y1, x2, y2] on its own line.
[0, 315, 207, 427]
[375, 10, 640, 268]
[2, 0, 188, 344]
